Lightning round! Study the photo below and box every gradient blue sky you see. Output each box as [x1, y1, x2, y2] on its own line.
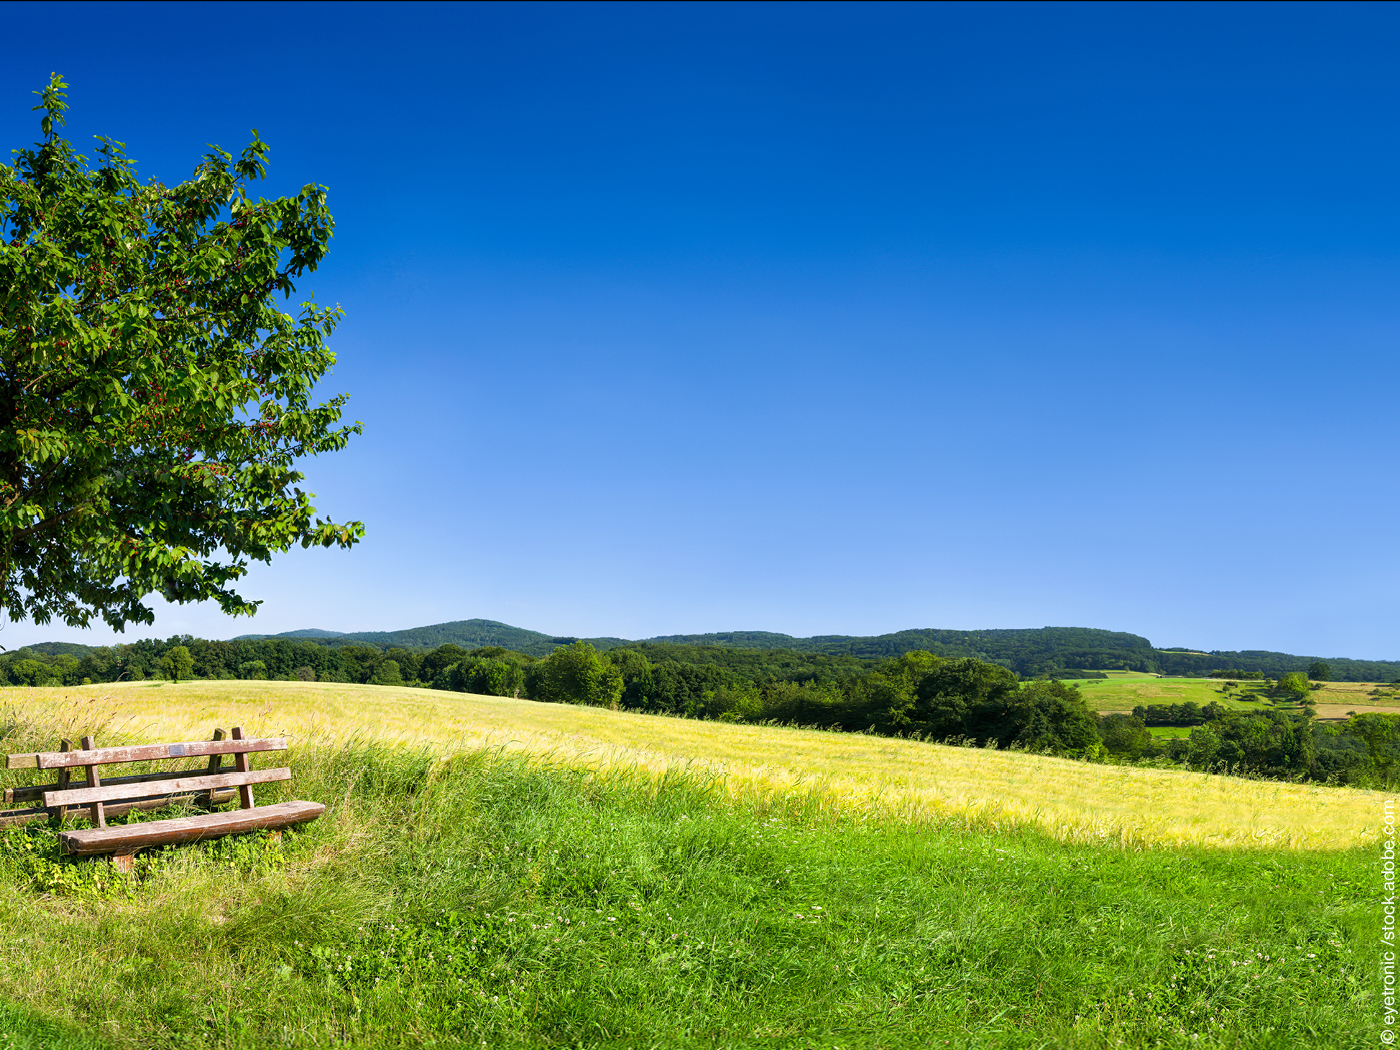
[4, 1, 1398, 657]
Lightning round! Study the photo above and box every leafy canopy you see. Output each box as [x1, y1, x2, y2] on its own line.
[0, 75, 363, 630]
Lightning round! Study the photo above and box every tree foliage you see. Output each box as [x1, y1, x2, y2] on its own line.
[529, 641, 623, 707]
[161, 643, 192, 683]
[0, 75, 362, 630]
[8, 633, 1400, 786]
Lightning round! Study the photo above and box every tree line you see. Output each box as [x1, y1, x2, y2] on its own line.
[9, 635, 1395, 788]
[1098, 709, 1395, 786]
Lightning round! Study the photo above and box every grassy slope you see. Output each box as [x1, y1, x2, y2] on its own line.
[3, 680, 1376, 849]
[1077, 671, 1400, 717]
[0, 683, 1378, 1049]
[1077, 672, 1259, 713]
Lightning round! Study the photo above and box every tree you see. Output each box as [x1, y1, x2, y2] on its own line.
[1277, 672, 1310, 700]
[455, 657, 525, 697]
[0, 75, 363, 631]
[1098, 713, 1153, 758]
[532, 641, 623, 707]
[161, 644, 192, 683]
[369, 659, 403, 686]
[969, 678, 1101, 753]
[238, 660, 267, 680]
[895, 655, 1020, 740]
[420, 644, 468, 684]
[608, 648, 656, 708]
[1308, 661, 1331, 682]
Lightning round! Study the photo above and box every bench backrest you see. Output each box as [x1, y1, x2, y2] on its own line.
[2, 726, 287, 829]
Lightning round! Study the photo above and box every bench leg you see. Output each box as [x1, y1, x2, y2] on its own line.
[109, 853, 135, 873]
[268, 831, 282, 846]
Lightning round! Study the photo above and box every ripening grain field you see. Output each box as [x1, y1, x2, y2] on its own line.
[0, 681, 1378, 1049]
[5, 679, 1376, 850]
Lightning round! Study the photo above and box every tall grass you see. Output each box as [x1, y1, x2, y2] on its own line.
[2, 680, 1379, 850]
[0, 710, 1374, 1049]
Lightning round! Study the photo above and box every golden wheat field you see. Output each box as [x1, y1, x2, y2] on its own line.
[0, 679, 1380, 851]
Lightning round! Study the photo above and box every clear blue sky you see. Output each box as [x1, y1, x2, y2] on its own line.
[4, 1, 1397, 657]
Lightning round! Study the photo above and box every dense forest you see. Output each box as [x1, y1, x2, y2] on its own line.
[223, 619, 1400, 681]
[3, 632, 1396, 789]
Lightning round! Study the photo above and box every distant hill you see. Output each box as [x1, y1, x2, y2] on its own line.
[234, 619, 629, 658]
[20, 619, 1400, 681]
[646, 626, 1156, 666]
[223, 622, 1400, 680]
[239, 628, 348, 640]
[644, 628, 1399, 681]
[6, 641, 99, 658]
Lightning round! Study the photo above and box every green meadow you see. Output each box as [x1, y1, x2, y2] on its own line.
[1077, 672, 1269, 713]
[0, 687, 1379, 1050]
[1148, 726, 1194, 739]
[1079, 672, 1400, 729]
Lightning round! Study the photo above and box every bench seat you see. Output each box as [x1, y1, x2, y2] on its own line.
[58, 800, 325, 857]
[3, 727, 322, 868]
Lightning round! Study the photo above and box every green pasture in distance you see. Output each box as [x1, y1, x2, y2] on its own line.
[1148, 728, 1192, 744]
[1075, 671, 1400, 715]
[1072, 672, 1271, 713]
[1148, 726, 1194, 739]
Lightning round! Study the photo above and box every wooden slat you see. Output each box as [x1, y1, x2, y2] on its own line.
[43, 768, 289, 808]
[58, 800, 325, 856]
[5, 753, 39, 770]
[204, 729, 225, 808]
[80, 735, 105, 828]
[0, 806, 49, 827]
[32, 737, 286, 770]
[233, 726, 255, 810]
[0, 789, 237, 828]
[5, 767, 237, 806]
[56, 739, 71, 823]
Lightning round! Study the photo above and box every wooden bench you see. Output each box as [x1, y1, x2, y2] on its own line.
[1, 727, 323, 871]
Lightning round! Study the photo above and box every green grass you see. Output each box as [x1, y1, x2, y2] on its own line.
[0, 1000, 103, 1050]
[0, 728, 1372, 1049]
[1077, 674, 1284, 714]
[1077, 672, 1400, 718]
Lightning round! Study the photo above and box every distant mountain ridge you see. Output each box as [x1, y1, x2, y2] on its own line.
[18, 619, 1399, 681]
[232, 619, 628, 655]
[218, 619, 1399, 681]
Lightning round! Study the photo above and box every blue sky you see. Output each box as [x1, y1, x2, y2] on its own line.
[3, 1, 1398, 657]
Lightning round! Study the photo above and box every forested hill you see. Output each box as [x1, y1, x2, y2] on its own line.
[229, 622, 1157, 667]
[658, 629, 1397, 681]
[22, 621, 1400, 682]
[233, 619, 631, 656]
[647, 627, 1156, 667]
